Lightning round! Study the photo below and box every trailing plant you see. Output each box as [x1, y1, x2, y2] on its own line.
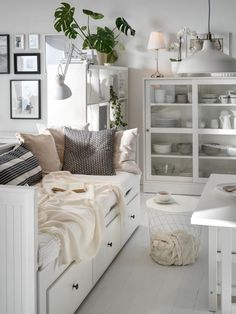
[54, 2, 135, 56]
[109, 85, 127, 129]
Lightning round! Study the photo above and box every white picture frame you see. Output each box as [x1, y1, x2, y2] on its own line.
[14, 34, 24, 50]
[10, 79, 41, 119]
[28, 34, 39, 49]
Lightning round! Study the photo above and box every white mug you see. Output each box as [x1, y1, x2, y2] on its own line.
[210, 119, 219, 129]
[155, 191, 171, 202]
[219, 95, 228, 104]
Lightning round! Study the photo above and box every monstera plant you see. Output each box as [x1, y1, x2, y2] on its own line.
[54, 2, 136, 63]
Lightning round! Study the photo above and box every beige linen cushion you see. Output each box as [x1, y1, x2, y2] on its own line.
[36, 123, 89, 164]
[113, 128, 141, 174]
[16, 132, 61, 174]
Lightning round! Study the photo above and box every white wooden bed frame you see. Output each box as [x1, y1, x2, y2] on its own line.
[0, 173, 140, 314]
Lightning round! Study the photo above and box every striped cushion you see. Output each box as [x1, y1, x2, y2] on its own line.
[0, 145, 42, 186]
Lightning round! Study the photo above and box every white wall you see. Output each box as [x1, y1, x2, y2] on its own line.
[0, 0, 236, 166]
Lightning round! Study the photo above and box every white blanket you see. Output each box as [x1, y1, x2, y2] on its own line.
[150, 230, 198, 266]
[37, 171, 125, 265]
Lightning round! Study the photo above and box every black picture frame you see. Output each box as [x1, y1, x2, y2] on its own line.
[0, 34, 10, 74]
[14, 53, 41, 74]
[10, 79, 41, 119]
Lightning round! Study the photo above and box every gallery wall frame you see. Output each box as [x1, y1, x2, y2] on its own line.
[10, 79, 41, 119]
[14, 53, 41, 74]
[0, 34, 10, 74]
[28, 34, 40, 49]
[14, 34, 25, 50]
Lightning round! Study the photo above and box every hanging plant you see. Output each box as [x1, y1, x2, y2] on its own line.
[109, 85, 127, 129]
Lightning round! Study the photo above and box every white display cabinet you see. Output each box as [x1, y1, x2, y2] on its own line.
[47, 64, 128, 130]
[143, 77, 236, 195]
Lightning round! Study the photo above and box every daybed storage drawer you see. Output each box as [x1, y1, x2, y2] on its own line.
[47, 260, 92, 314]
[93, 215, 121, 283]
[122, 194, 140, 245]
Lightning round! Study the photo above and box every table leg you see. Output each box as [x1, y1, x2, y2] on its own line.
[209, 226, 218, 312]
[221, 227, 232, 314]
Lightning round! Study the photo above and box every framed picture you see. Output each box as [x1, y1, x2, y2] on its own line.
[14, 34, 24, 49]
[14, 53, 41, 74]
[10, 80, 41, 119]
[0, 34, 10, 73]
[28, 34, 39, 49]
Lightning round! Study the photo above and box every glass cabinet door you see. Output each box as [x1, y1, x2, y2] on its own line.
[146, 81, 193, 181]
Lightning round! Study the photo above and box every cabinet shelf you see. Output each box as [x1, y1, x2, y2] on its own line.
[150, 128, 192, 134]
[198, 129, 236, 135]
[199, 103, 236, 107]
[151, 153, 192, 159]
[150, 103, 191, 107]
[199, 155, 236, 160]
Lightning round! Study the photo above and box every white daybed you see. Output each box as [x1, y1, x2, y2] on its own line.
[4, 130, 236, 314]
[0, 147, 141, 314]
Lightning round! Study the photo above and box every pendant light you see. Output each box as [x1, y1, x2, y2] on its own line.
[178, 0, 236, 76]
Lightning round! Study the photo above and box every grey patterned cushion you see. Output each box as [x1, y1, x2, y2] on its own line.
[63, 127, 116, 175]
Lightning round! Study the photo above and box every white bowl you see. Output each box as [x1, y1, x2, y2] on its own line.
[153, 143, 171, 154]
[227, 146, 236, 156]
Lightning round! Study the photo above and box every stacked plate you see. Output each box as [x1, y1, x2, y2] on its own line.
[201, 93, 218, 104]
[151, 114, 179, 128]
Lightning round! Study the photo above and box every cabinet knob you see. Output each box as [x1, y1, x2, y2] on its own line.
[107, 242, 113, 247]
[72, 283, 79, 290]
[146, 129, 150, 132]
[129, 214, 135, 219]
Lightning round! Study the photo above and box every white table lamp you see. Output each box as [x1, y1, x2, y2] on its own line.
[147, 31, 165, 77]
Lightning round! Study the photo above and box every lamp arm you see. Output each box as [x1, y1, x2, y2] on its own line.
[61, 43, 87, 79]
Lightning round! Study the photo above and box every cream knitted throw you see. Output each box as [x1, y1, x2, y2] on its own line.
[37, 171, 125, 265]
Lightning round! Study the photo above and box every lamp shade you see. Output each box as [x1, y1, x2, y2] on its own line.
[178, 40, 236, 75]
[54, 74, 72, 100]
[147, 31, 165, 50]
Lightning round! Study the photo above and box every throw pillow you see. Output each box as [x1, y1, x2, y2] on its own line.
[47, 124, 89, 164]
[63, 127, 116, 175]
[113, 128, 141, 174]
[16, 132, 61, 174]
[0, 144, 42, 185]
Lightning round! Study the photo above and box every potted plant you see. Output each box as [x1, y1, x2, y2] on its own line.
[109, 85, 127, 129]
[54, 2, 135, 64]
[169, 27, 197, 75]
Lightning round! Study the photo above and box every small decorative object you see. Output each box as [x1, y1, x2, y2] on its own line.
[14, 53, 41, 74]
[0, 34, 10, 74]
[109, 85, 127, 129]
[147, 31, 165, 77]
[14, 34, 24, 49]
[54, 3, 135, 65]
[231, 110, 236, 129]
[28, 34, 40, 49]
[10, 80, 41, 119]
[219, 110, 232, 129]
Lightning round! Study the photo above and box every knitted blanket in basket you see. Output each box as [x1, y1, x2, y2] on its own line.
[150, 229, 198, 266]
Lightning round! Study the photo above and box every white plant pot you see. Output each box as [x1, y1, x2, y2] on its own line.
[171, 61, 181, 76]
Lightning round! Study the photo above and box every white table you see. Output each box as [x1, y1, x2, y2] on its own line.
[191, 174, 236, 314]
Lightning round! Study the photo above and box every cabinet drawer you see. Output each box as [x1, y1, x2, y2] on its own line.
[122, 194, 140, 245]
[47, 260, 92, 314]
[93, 216, 121, 283]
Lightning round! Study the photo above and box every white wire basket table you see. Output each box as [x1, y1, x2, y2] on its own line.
[146, 195, 201, 265]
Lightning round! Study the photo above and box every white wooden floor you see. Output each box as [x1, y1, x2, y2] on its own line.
[75, 193, 217, 314]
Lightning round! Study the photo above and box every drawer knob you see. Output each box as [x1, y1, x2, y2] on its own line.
[130, 214, 135, 219]
[72, 283, 79, 290]
[107, 242, 113, 247]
